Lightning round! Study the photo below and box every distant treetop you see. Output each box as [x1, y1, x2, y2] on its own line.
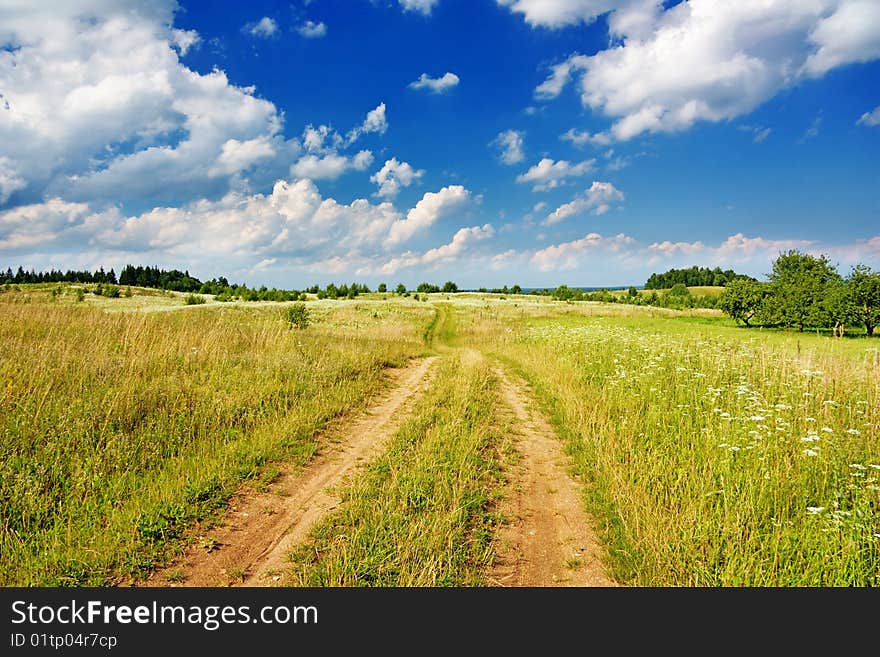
[644, 266, 755, 289]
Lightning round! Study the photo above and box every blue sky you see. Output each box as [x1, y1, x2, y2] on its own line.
[1, 0, 878, 288]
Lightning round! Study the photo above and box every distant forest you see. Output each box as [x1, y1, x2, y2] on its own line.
[644, 266, 755, 289]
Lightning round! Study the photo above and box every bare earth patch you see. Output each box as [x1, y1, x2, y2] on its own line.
[488, 367, 617, 587]
[142, 356, 437, 587]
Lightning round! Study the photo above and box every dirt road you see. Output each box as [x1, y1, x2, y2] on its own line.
[488, 367, 616, 587]
[144, 356, 437, 587]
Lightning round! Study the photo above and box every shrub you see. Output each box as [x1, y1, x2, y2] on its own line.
[283, 302, 310, 329]
[102, 285, 121, 298]
[185, 294, 206, 305]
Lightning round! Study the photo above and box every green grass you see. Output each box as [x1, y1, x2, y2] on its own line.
[4, 285, 877, 587]
[285, 355, 511, 586]
[0, 290, 430, 585]
[466, 305, 879, 585]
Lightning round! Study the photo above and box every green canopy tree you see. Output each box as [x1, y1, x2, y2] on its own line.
[719, 278, 771, 327]
[846, 264, 880, 336]
[768, 250, 841, 331]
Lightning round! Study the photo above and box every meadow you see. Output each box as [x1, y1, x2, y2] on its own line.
[0, 284, 432, 585]
[1, 284, 877, 586]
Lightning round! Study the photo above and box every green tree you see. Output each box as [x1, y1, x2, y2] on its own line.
[283, 302, 310, 329]
[441, 281, 458, 293]
[511, 284, 522, 295]
[846, 264, 880, 336]
[377, 283, 387, 293]
[395, 283, 406, 294]
[627, 286, 638, 297]
[719, 279, 770, 327]
[768, 250, 841, 332]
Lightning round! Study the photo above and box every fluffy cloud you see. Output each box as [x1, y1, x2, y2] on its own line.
[171, 28, 201, 56]
[289, 149, 374, 181]
[409, 72, 460, 93]
[297, 21, 327, 38]
[0, 198, 90, 250]
[379, 224, 494, 274]
[560, 128, 611, 147]
[857, 105, 880, 127]
[246, 17, 278, 38]
[346, 103, 388, 144]
[399, 0, 440, 15]
[352, 150, 375, 171]
[385, 185, 470, 247]
[0, 1, 303, 208]
[208, 136, 277, 178]
[491, 130, 526, 165]
[531, 232, 637, 271]
[370, 158, 425, 198]
[516, 158, 595, 191]
[290, 154, 352, 181]
[1, 178, 402, 258]
[545, 181, 624, 224]
[497, 0, 619, 28]
[536, 1, 880, 140]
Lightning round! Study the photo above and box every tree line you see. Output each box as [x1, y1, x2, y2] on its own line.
[644, 265, 754, 289]
[719, 250, 880, 336]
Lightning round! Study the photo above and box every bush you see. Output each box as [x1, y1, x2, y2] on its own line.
[185, 294, 206, 305]
[102, 285, 121, 298]
[283, 302, 310, 329]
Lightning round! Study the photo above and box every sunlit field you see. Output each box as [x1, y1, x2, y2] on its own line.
[0, 285, 432, 585]
[458, 300, 879, 586]
[2, 284, 877, 586]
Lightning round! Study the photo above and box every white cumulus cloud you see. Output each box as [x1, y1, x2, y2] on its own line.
[385, 185, 470, 247]
[491, 130, 526, 165]
[535, 1, 880, 141]
[246, 17, 278, 38]
[409, 72, 460, 94]
[531, 232, 637, 271]
[497, 0, 620, 28]
[379, 224, 493, 274]
[545, 181, 624, 224]
[399, 0, 440, 16]
[516, 158, 595, 191]
[297, 21, 327, 38]
[347, 103, 388, 144]
[0, 1, 298, 207]
[370, 158, 425, 198]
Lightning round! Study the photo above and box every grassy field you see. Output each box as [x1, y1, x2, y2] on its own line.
[2, 284, 877, 586]
[456, 301, 879, 585]
[0, 285, 432, 585]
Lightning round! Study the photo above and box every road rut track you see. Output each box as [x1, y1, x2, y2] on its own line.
[488, 366, 617, 587]
[142, 356, 438, 587]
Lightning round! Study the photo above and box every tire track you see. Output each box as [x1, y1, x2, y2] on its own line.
[143, 356, 438, 587]
[488, 367, 617, 587]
